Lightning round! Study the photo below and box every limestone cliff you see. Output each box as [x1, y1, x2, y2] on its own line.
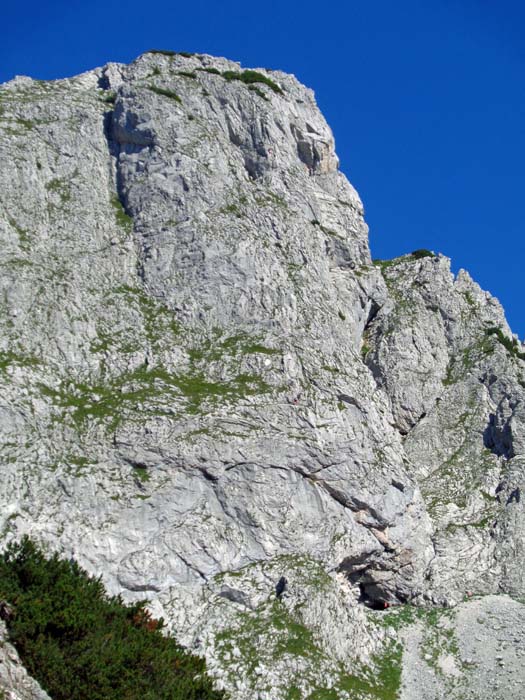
[1, 51, 524, 699]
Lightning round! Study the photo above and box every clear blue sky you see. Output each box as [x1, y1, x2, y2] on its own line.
[2, 1, 524, 335]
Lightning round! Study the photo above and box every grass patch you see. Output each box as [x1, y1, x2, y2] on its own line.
[40, 362, 272, 431]
[7, 215, 30, 248]
[248, 85, 269, 100]
[214, 555, 404, 699]
[112, 285, 181, 346]
[195, 67, 282, 94]
[16, 118, 35, 130]
[419, 608, 459, 678]
[148, 85, 182, 103]
[0, 350, 40, 373]
[370, 604, 420, 631]
[110, 195, 133, 233]
[373, 249, 436, 271]
[74, 300, 278, 431]
[338, 642, 403, 700]
[215, 598, 320, 682]
[188, 329, 280, 362]
[46, 178, 71, 203]
[219, 203, 241, 217]
[373, 258, 398, 271]
[442, 334, 495, 385]
[222, 69, 283, 94]
[197, 67, 222, 75]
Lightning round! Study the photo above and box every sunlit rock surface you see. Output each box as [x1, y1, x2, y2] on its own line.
[1, 51, 524, 699]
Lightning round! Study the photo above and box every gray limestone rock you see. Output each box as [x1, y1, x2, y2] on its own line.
[0, 622, 51, 700]
[0, 51, 524, 699]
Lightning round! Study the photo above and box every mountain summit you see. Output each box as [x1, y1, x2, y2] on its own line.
[1, 51, 524, 699]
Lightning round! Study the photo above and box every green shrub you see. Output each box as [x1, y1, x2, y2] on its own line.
[101, 91, 116, 104]
[148, 85, 182, 103]
[0, 538, 224, 700]
[110, 194, 133, 232]
[196, 67, 222, 75]
[222, 69, 283, 94]
[373, 249, 436, 271]
[248, 85, 269, 100]
[146, 49, 176, 56]
[410, 249, 436, 259]
[485, 327, 525, 360]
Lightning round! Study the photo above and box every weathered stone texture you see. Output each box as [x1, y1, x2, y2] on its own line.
[1, 52, 524, 699]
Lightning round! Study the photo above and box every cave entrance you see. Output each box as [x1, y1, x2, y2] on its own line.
[358, 583, 392, 610]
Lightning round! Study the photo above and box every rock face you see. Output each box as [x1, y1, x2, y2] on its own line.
[0, 622, 51, 700]
[1, 51, 524, 699]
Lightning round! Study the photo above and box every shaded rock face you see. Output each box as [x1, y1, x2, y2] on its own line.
[1, 52, 524, 699]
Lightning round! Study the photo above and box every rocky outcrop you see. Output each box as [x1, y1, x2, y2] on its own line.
[1, 51, 524, 699]
[0, 622, 51, 700]
[365, 253, 525, 603]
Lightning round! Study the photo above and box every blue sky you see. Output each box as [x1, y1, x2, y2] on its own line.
[2, 0, 524, 335]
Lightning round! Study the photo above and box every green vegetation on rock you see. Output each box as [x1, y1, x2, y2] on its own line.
[148, 85, 182, 103]
[222, 70, 283, 94]
[410, 249, 436, 260]
[197, 67, 222, 76]
[40, 361, 272, 432]
[46, 178, 71, 204]
[0, 350, 40, 373]
[248, 85, 269, 100]
[195, 67, 282, 94]
[213, 556, 403, 700]
[0, 537, 224, 700]
[337, 642, 403, 700]
[145, 49, 177, 57]
[110, 195, 133, 233]
[485, 326, 525, 360]
[101, 91, 116, 104]
[373, 249, 436, 271]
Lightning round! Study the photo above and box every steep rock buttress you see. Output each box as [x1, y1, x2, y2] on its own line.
[1, 51, 524, 700]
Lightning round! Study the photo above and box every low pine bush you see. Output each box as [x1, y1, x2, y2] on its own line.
[410, 249, 436, 260]
[0, 537, 224, 700]
[485, 327, 525, 360]
[222, 70, 283, 94]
